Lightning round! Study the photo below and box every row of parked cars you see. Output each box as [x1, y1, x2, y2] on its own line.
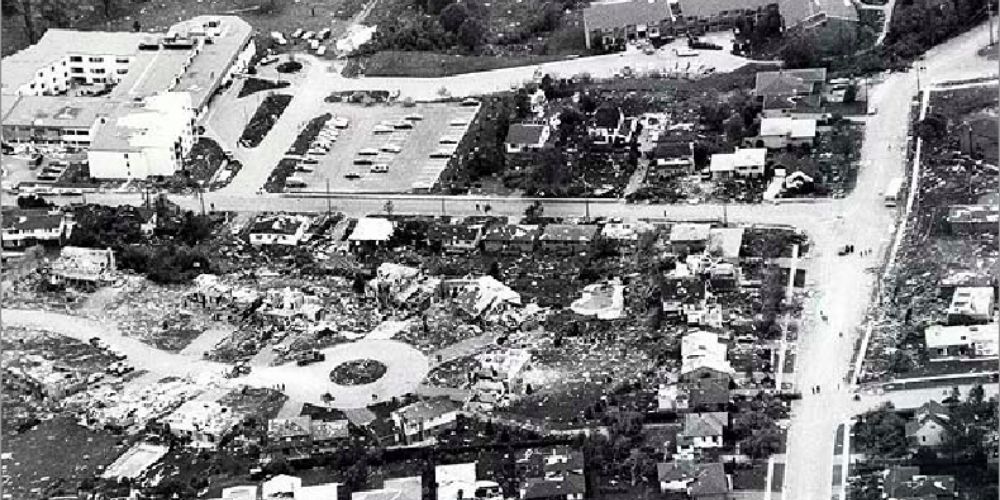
[286, 116, 350, 188]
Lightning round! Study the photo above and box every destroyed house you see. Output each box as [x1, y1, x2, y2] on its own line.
[539, 224, 599, 254]
[1, 208, 71, 249]
[426, 222, 484, 253]
[661, 276, 706, 319]
[49, 246, 116, 284]
[754, 68, 827, 98]
[266, 416, 313, 459]
[600, 222, 652, 252]
[163, 400, 242, 449]
[946, 204, 998, 235]
[482, 224, 541, 254]
[590, 105, 635, 147]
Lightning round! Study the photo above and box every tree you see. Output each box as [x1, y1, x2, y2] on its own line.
[723, 112, 745, 144]
[428, 0, 452, 15]
[916, 113, 947, 141]
[524, 200, 544, 222]
[439, 3, 468, 33]
[780, 35, 820, 69]
[740, 428, 783, 459]
[854, 404, 910, 458]
[887, 350, 914, 373]
[843, 83, 858, 104]
[457, 18, 484, 51]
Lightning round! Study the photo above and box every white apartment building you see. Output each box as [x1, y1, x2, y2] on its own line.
[87, 92, 196, 179]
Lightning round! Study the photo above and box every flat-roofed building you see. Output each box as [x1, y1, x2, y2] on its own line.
[947, 204, 999, 235]
[946, 286, 995, 325]
[582, 0, 675, 50]
[924, 323, 998, 359]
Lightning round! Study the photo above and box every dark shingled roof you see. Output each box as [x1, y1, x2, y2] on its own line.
[505, 123, 548, 146]
[583, 0, 673, 32]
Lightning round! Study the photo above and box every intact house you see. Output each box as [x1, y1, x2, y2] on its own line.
[905, 401, 951, 449]
[348, 217, 395, 249]
[669, 223, 712, 254]
[482, 224, 541, 255]
[657, 461, 730, 499]
[505, 123, 551, 154]
[589, 105, 636, 147]
[581, 0, 674, 50]
[248, 214, 311, 246]
[265, 416, 349, 462]
[1, 208, 73, 249]
[750, 117, 817, 150]
[947, 204, 998, 235]
[391, 398, 462, 444]
[426, 222, 484, 254]
[538, 224, 599, 255]
[518, 447, 586, 500]
[649, 133, 696, 178]
[709, 148, 767, 179]
[945, 286, 995, 325]
[706, 227, 744, 262]
[880, 466, 957, 500]
[680, 330, 735, 384]
[755, 68, 828, 119]
[677, 412, 728, 457]
[600, 221, 654, 254]
[924, 323, 998, 359]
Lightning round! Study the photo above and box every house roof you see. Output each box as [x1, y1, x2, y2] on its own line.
[685, 378, 731, 407]
[1, 209, 65, 232]
[601, 221, 652, 241]
[168, 16, 254, 111]
[947, 286, 994, 318]
[594, 105, 623, 129]
[654, 140, 694, 159]
[754, 68, 827, 97]
[348, 217, 394, 242]
[521, 474, 586, 499]
[709, 148, 768, 172]
[669, 223, 712, 243]
[904, 413, 949, 438]
[311, 419, 350, 441]
[688, 462, 729, 497]
[426, 222, 482, 242]
[760, 117, 817, 139]
[539, 224, 599, 242]
[268, 416, 312, 439]
[762, 93, 824, 112]
[678, 0, 774, 19]
[482, 224, 541, 243]
[505, 123, 548, 146]
[681, 412, 728, 438]
[393, 398, 460, 422]
[947, 204, 999, 225]
[583, 0, 674, 32]
[707, 227, 744, 259]
[884, 467, 956, 499]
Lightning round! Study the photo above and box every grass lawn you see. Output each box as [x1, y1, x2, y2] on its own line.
[4, 416, 130, 499]
[239, 94, 293, 148]
[288, 114, 333, 156]
[264, 158, 300, 193]
[237, 78, 290, 99]
[359, 50, 570, 77]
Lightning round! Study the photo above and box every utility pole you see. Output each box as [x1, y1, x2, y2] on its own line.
[198, 186, 206, 216]
[441, 197, 445, 216]
[585, 199, 590, 221]
[325, 178, 331, 216]
[723, 199, 728, 226]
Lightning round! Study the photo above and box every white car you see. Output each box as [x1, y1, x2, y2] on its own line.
[316, 46, 327, 56]
[370, 164, 389, 173]
[333, 117, 349, 129]
[372, 125, 393, 134]
[286, 176, 308, 187]
[303, 31, 315, 40]
[292, 29, 304, 39]
[380, 143, 402, 153]
[309, 40, 320, 51]
[449, 118, 468, 126]
[358, 147, 379, 156]
[318, 28, 332, 40]
[404, 113, 424, 121]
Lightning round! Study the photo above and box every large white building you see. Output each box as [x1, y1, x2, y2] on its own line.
[1, 16, 254, 179]
[87, 92, 195, 178]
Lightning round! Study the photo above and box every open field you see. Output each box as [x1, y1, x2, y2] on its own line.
[358, 51, 570, 78]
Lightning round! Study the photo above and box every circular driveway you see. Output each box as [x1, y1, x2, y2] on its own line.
[248, 339, 429, 409]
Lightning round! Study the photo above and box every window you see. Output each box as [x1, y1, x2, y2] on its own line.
[88, 56, 104, 63]
[91, 68, 106, 74]
[117, 69, 128, 74]
[116, 57, 130, 64]
[71, 68, 83, 74]
[70, 56, 82, 62]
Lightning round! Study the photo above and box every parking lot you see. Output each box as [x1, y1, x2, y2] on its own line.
[291, 102, 479, 193]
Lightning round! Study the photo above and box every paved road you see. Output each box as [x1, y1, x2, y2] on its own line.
[782, 20, 999, 500]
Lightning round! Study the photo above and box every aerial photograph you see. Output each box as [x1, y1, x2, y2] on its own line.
[0, 0, 997, 498]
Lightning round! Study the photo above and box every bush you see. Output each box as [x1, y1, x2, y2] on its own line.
[237, 78, 290, 98]
[239, 94, 293, 148]
[276, 61, 303, 74]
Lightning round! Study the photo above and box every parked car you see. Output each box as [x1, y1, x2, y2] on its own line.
[353, 157, 374, 165]
[380, 143, 402, 153]
[372, 125, 393, 134]
[333, 117, 349, 129]
[358, 148, 379, 156]
[404, 113, 424, 121]
[370, 164, 389, 173]
[344, 172, 361, 180]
